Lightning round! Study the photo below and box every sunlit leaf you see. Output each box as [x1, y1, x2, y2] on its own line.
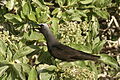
[93, 8, 110, 19]
[39, 70, 52, 80]
[80, 0, 93, 4]
[93, 0, 112, 8]
[6, 0, 14, 10]
[28, 11, 36, 22]
[67, 0, 77, 6]
[51, 18, 59, 35]
[23, 31, 44, 41]
[13, 46, 35, 60]
[56, 0, 66, 6]
[13, 63, 26, 80]
[14, 14, 22, 22]
[52, 8, 61, 15]
[93, 40, 106, 54]
[100, 54, 119, 69]
[28, 67, 37, 80]
[32, 0, 45, 8]
[0, 66, 9, 77]
[22, 2, 30, 16]
[4, 13, 15, 19]
[20, 63, 31, 73]
[70, 43, 92, 53]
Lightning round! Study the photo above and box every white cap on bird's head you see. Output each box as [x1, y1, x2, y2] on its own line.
[38, 23, 49, 28]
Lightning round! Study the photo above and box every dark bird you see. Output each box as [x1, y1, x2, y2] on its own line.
[35, 23, 100, 61]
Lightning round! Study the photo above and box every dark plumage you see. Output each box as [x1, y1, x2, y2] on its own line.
[35, 23, 100, 61]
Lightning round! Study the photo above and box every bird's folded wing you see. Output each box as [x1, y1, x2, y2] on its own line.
[51, 44, 100, 61]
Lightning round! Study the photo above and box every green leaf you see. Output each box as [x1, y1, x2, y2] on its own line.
[21, 63, 31, 73]
[94, 8, 110, 19]
[56, 0, 66, 6]
[100, 54, 119, 69]
[93, 40, 106, 54]
[32, 0, 45, 8]
[67, 0, 77, 6]
[80, 0, 93, 4]
[57, 11, 62, 18]
[23, 31, 44, 41]
[22, 2, 30, 16]
[29, 31, 43, 40]
[39, 70, 52, 80]
[93, 0, 112, 8]
[13, 63, 26, 80]
[51, 18, 59, 35]
[7, 72, 14, 80]
[38, 12, 48, 23]
[6, 0, 14, 10]
[28, 67, 37, 80]
[38, 52, 52, 64]
[14, 14, 22, 22]
[91, 16, 99, 37]
[52, 8, 61, 15]
[13, 46, 35, 60]
[4, 13, 22, 24]
[28, 11, 36, 22]
[45, 65, 57, 71]
[20, 11, 26, 19]
[60, 61, 86, 68]
[0, 74, 7, 80]
[44, 2, 54, 5]
[0, 39, 7, 57]
[70, 44, 92, 53]
[0, 66, 9, 77]
[4, 13, 15, 19]
[6, 47, 13, 62]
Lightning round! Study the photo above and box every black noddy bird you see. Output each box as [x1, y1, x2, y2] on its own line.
[35, 23, 100, 61]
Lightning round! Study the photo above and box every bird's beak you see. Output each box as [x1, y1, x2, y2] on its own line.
[33, 28, 40, 32]
[38, 24, 44, 26]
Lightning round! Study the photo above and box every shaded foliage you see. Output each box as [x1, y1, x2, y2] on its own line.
[0, 0, 120, 80]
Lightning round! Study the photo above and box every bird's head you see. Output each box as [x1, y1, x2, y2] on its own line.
[34, 23, 49, 33]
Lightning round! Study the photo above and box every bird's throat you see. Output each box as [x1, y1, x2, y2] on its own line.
[41, 27, 58, 46]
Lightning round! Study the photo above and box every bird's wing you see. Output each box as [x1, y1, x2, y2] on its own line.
[51, 44, 99, 61]
[49, 44, 77, 61]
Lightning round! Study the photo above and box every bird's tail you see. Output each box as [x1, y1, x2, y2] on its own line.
[77, 52, 100, 61]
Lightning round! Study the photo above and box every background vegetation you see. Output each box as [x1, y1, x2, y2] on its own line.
[0, 0, 120, 80]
